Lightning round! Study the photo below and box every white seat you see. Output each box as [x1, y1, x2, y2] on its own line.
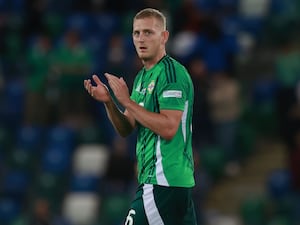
[239, 0, 270, 18]
[73, 144, 109, 176]
[62, 192, 100, 225]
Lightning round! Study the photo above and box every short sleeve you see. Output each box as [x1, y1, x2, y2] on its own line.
[158, 82, 187, 111]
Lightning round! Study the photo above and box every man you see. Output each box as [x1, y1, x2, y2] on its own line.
[84, 8, 197, 225]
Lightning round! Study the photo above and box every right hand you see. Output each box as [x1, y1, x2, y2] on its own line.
[84, 74, 111, 103]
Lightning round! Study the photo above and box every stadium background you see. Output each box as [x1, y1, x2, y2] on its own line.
[0, 0, 300, 224]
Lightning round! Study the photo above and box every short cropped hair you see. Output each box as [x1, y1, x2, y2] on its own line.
[134, 8, 167, 30]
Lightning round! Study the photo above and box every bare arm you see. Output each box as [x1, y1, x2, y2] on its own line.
[125, 102, 182, 140]
[104, 99, 136, 137]
[105, 73, 182, 140]
[84, 75, 135, 137]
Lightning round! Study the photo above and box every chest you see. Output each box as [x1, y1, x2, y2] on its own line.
[134, 73, 159, 111]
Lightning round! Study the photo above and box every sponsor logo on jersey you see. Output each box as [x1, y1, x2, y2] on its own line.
[162, 90, 182, 98]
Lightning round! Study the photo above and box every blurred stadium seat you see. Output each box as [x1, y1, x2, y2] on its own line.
[100, 194, 131, 225]
[200, 145, 226, 181]
[77, 124, 105, 144]
[0, 79, 25, 128]
[15, 125, 44, 151]
[2, 170, 30, 199]
[0, 197, 21, 225]
[65, 13, 93, 36]
[239, 194, 267, 225]
[62, 192, 100, 225]
[6, 148, 37, 173]
[266, 168, 292, 200]
[235, 122, 257, 159]
[70, 174, 100, 193]
[72, 144, 109, 177]
[45, 125, 77, 151]
[41, 145, 73, 175]
[93, 13, 120, 38]
[8, 0, 25, 13]
[0, 126, 13, 154]
[31, 172, 68, 213]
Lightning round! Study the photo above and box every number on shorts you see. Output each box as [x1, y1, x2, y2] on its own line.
[125, 209, 136, 225]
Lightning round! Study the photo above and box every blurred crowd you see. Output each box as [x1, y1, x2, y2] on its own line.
[0, 0, 300, 225]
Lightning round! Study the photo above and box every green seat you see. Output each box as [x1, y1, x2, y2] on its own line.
[200, 145, 226, 181]
[77, 125, 105, 144]
[6, 149, 38, 173]
[30, 172, 68, 213]
[9, 214, 29, 225]
[4, 32, 22, 61]
[43, 14, 64, 38]
[0, 127, 13, 154]
[253, 103, 279, 137]
[100, 194, 131, 225]
[236, 122, 257, 159]
[240, 195, 267, 225]
[267, 215, 293, 225]
[121, 11, 136, 35]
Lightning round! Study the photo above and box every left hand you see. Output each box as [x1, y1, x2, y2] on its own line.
[105, 73, 131, 107]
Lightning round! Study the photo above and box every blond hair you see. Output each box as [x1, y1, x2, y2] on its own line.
[134, 8, 167, 30]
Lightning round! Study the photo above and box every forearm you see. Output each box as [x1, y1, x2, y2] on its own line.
[124, 99, 179, 140]
[104, 100, 135, 137]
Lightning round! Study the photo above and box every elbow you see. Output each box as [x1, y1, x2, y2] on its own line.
[160, 128, 177, 141]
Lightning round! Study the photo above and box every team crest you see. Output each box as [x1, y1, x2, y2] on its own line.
[147, 80, 155, 94]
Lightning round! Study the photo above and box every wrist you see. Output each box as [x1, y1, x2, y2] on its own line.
[122, 98, 133, 109]
[104, 97, 114, 106]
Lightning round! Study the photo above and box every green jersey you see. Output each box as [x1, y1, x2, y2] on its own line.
[130, 55, 195, 187]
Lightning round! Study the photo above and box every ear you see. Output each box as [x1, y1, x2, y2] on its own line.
[162, 30, 169, 44]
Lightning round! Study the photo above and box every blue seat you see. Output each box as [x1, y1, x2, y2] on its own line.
[217, 0, 238, 9]
[65, 13, 93, 36]
[93, 13, 119, 38]
[270, 0, 295, 15]
[0, 0, 7, 13]
[41, 145, 73, 175]
[8, 0, 25, 13]
[220, 15, 241, 36]
[196, 0, 219, 13]
[252, 77, 279, 106]
[240, 17, 265, 38]
[267, 169, 292, 200]
[0, 79, 25, 128]
[290, 194, 300, 224]
[0, 197, 21, 225]
[70, 174, 100, 192]
[2, 170, 29, 198]
[16, 125, 44, 151]
[45, 125, 76, 151]
[193, 34, 238, 73]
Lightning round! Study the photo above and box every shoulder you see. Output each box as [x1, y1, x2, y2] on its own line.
[159, 55, 190, 83]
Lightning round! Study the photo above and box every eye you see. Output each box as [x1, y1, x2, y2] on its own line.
[133, 31, 139, 37]
[144, 30, 151, 36]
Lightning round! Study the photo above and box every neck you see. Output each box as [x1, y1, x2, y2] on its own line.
[143, 51, 166, 70]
